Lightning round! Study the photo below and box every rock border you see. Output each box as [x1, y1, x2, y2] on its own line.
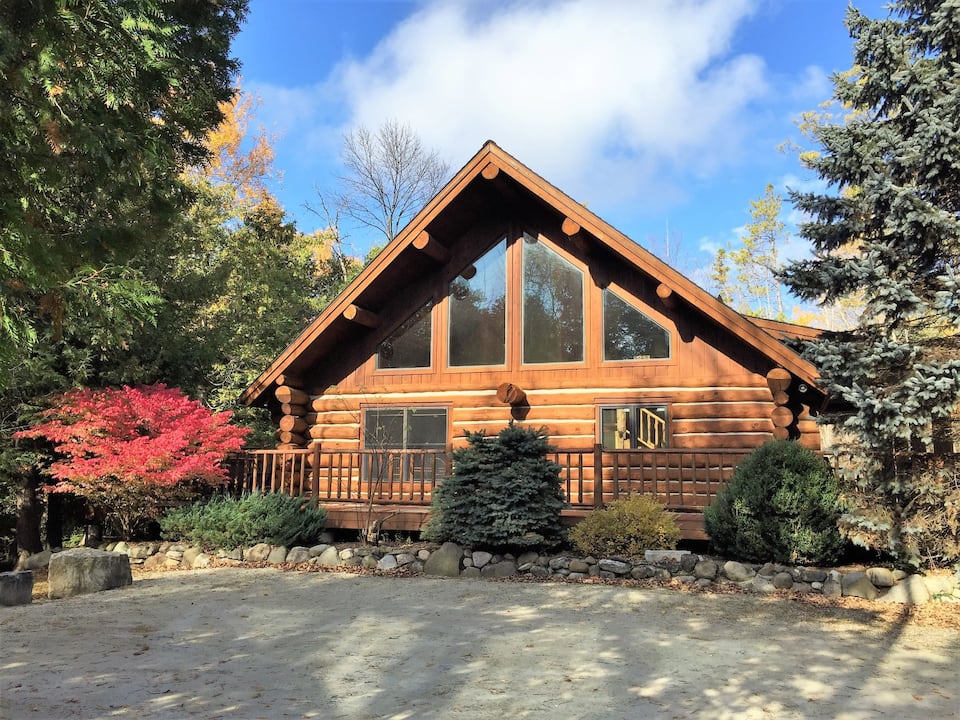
[16, 541, 960, 607]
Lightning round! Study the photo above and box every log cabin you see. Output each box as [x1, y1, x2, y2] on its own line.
[239, 141, 826, 539]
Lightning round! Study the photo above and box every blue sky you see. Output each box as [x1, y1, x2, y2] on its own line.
[233, 0, 889, 287]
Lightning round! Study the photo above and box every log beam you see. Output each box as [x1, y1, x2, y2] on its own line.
[412, 231, 450, 264]
[766, 368, 792, 394]
[561, 217, 581, 236]
[275, 385, 309, 406]
[481, 162, 499, 180]
[343, 304, 381, 328]
[276, 373, 302, 388]
[496, 382, 527, 406]
[280, 403, 308, 417]
[279, 415, 309, 434]
[656, 283, 676, 308]
[278, 431, 306, 445]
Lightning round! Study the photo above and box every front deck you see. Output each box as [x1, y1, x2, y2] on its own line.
[225, 446, 753, 540]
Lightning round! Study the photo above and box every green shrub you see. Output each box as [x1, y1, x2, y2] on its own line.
[704, 440, 846, 564]
[160, 493, 327, 550]
[423, 424, 566, 548]
[569, 495, 680, 558]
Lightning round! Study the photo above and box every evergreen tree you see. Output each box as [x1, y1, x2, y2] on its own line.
[781, 2, 960, 567]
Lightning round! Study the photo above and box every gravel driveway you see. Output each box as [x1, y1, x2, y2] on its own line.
[1, 567, 958, 719]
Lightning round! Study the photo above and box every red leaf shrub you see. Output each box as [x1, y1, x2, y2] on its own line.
[16, 384, 249, 537]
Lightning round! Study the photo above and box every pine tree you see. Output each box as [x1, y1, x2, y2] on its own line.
[781, 2, 960, 567]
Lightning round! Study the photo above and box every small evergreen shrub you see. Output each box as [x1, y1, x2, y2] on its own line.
[570, 495, 680, 558]
[160, 493, 327, 550]
[423, 424, 566, 548]
[704, 440, 846, 564]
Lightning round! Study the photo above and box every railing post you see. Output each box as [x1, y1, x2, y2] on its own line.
[311, 443, 321, 507]
[593, 443, 604, 508]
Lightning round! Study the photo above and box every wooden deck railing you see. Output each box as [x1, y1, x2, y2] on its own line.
[225, 445, 751, 513]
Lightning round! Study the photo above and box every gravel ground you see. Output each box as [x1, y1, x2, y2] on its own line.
[1, 567, 958, 719]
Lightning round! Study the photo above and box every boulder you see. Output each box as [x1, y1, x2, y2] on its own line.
[181, 547, 203, 568]
[878, 575, 930, 605]
[19, 549, 52, 571]
[644, 549, 689, 562]
[377, 554, 399, 571]
[267, 546, 288, 564]
[423, 542, 463, 577]
[481, 560, 517, 578]
[865, 567, 896, 588]
[316, 545, 341, 568]
[0, 571, 34, 606]
[471, 551, 493, 569]
[773, 572, 794, 590]
[598, 559, 631, 575]
[192, 553, 212, 569]
[722, 561, 755, 583]
[245, 543, 272, 562]
[922, 573, 957, 597]
[308, 544, 329, 558]
[286, 546, 311, 564]
[48, 548, 132, 599]
[694, 560, 718, 580]
[395, 553, 417, 566]
[841, 572, 879, 600]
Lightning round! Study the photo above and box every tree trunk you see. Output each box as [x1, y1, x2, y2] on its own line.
[15, 468, 43, 554]
[46, 491, 64, 550]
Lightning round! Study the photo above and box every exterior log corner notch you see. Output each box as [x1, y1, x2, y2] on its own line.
[765, 368, 795, 440]
[274, 384, 310, 449]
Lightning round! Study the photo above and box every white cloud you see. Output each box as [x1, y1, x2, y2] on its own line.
[327, 0, 766, 209]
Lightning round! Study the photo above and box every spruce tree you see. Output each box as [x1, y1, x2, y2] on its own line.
[782, 2, 960, 567]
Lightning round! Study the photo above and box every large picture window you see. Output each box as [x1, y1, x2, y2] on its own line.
[600, 405, 668, 449]
[603, 289, 670, 361]
[522, 235, 584, 364]
[377, 301, 432, 369]
[448, 238, 507, 366]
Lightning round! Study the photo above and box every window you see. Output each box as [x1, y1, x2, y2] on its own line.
[600, 405, 668, 449]
[377, 301, 432, 369]
[448, 238, 507, 366]
[363, 407, 448, 450]
[603, 289, 671, 361]
[522, 235, 584, 364]
[363, 407, 449, 483]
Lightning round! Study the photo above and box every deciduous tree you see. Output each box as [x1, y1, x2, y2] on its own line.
[15, 385, 249, 538]
[334, 120, 449, 245]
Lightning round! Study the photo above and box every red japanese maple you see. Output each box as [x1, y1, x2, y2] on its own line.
[16, 384, 249, 537]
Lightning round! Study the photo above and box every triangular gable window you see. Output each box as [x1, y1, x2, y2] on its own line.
[377, 301, 432, 369]
[448, 237, 507, 366]
[603, 289, 670, 361]
[522, 235, 584, 364]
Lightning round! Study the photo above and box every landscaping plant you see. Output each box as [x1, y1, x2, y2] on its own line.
[160, 493, 327, 550]
[704, 440, 846, 565]
[423, 424, 566, 548]
[569, 495, 680, 558]
[15, 384, 249, 538]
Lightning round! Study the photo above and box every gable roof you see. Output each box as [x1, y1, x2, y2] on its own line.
[242, 141, 821, 406]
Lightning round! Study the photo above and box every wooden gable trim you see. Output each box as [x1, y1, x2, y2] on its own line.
[241, 143, 502, 405]
[242, 141, 821, 406]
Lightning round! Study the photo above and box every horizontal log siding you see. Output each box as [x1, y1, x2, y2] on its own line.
[305, 384, 784, 451]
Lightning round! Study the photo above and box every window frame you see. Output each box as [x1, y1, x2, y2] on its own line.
[519, 232, 587, 367]
[446, 235, 509, 370]
[374, 299, 436, 372]
[600, 285, 673, 365]
[597, 403, 670, 450]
